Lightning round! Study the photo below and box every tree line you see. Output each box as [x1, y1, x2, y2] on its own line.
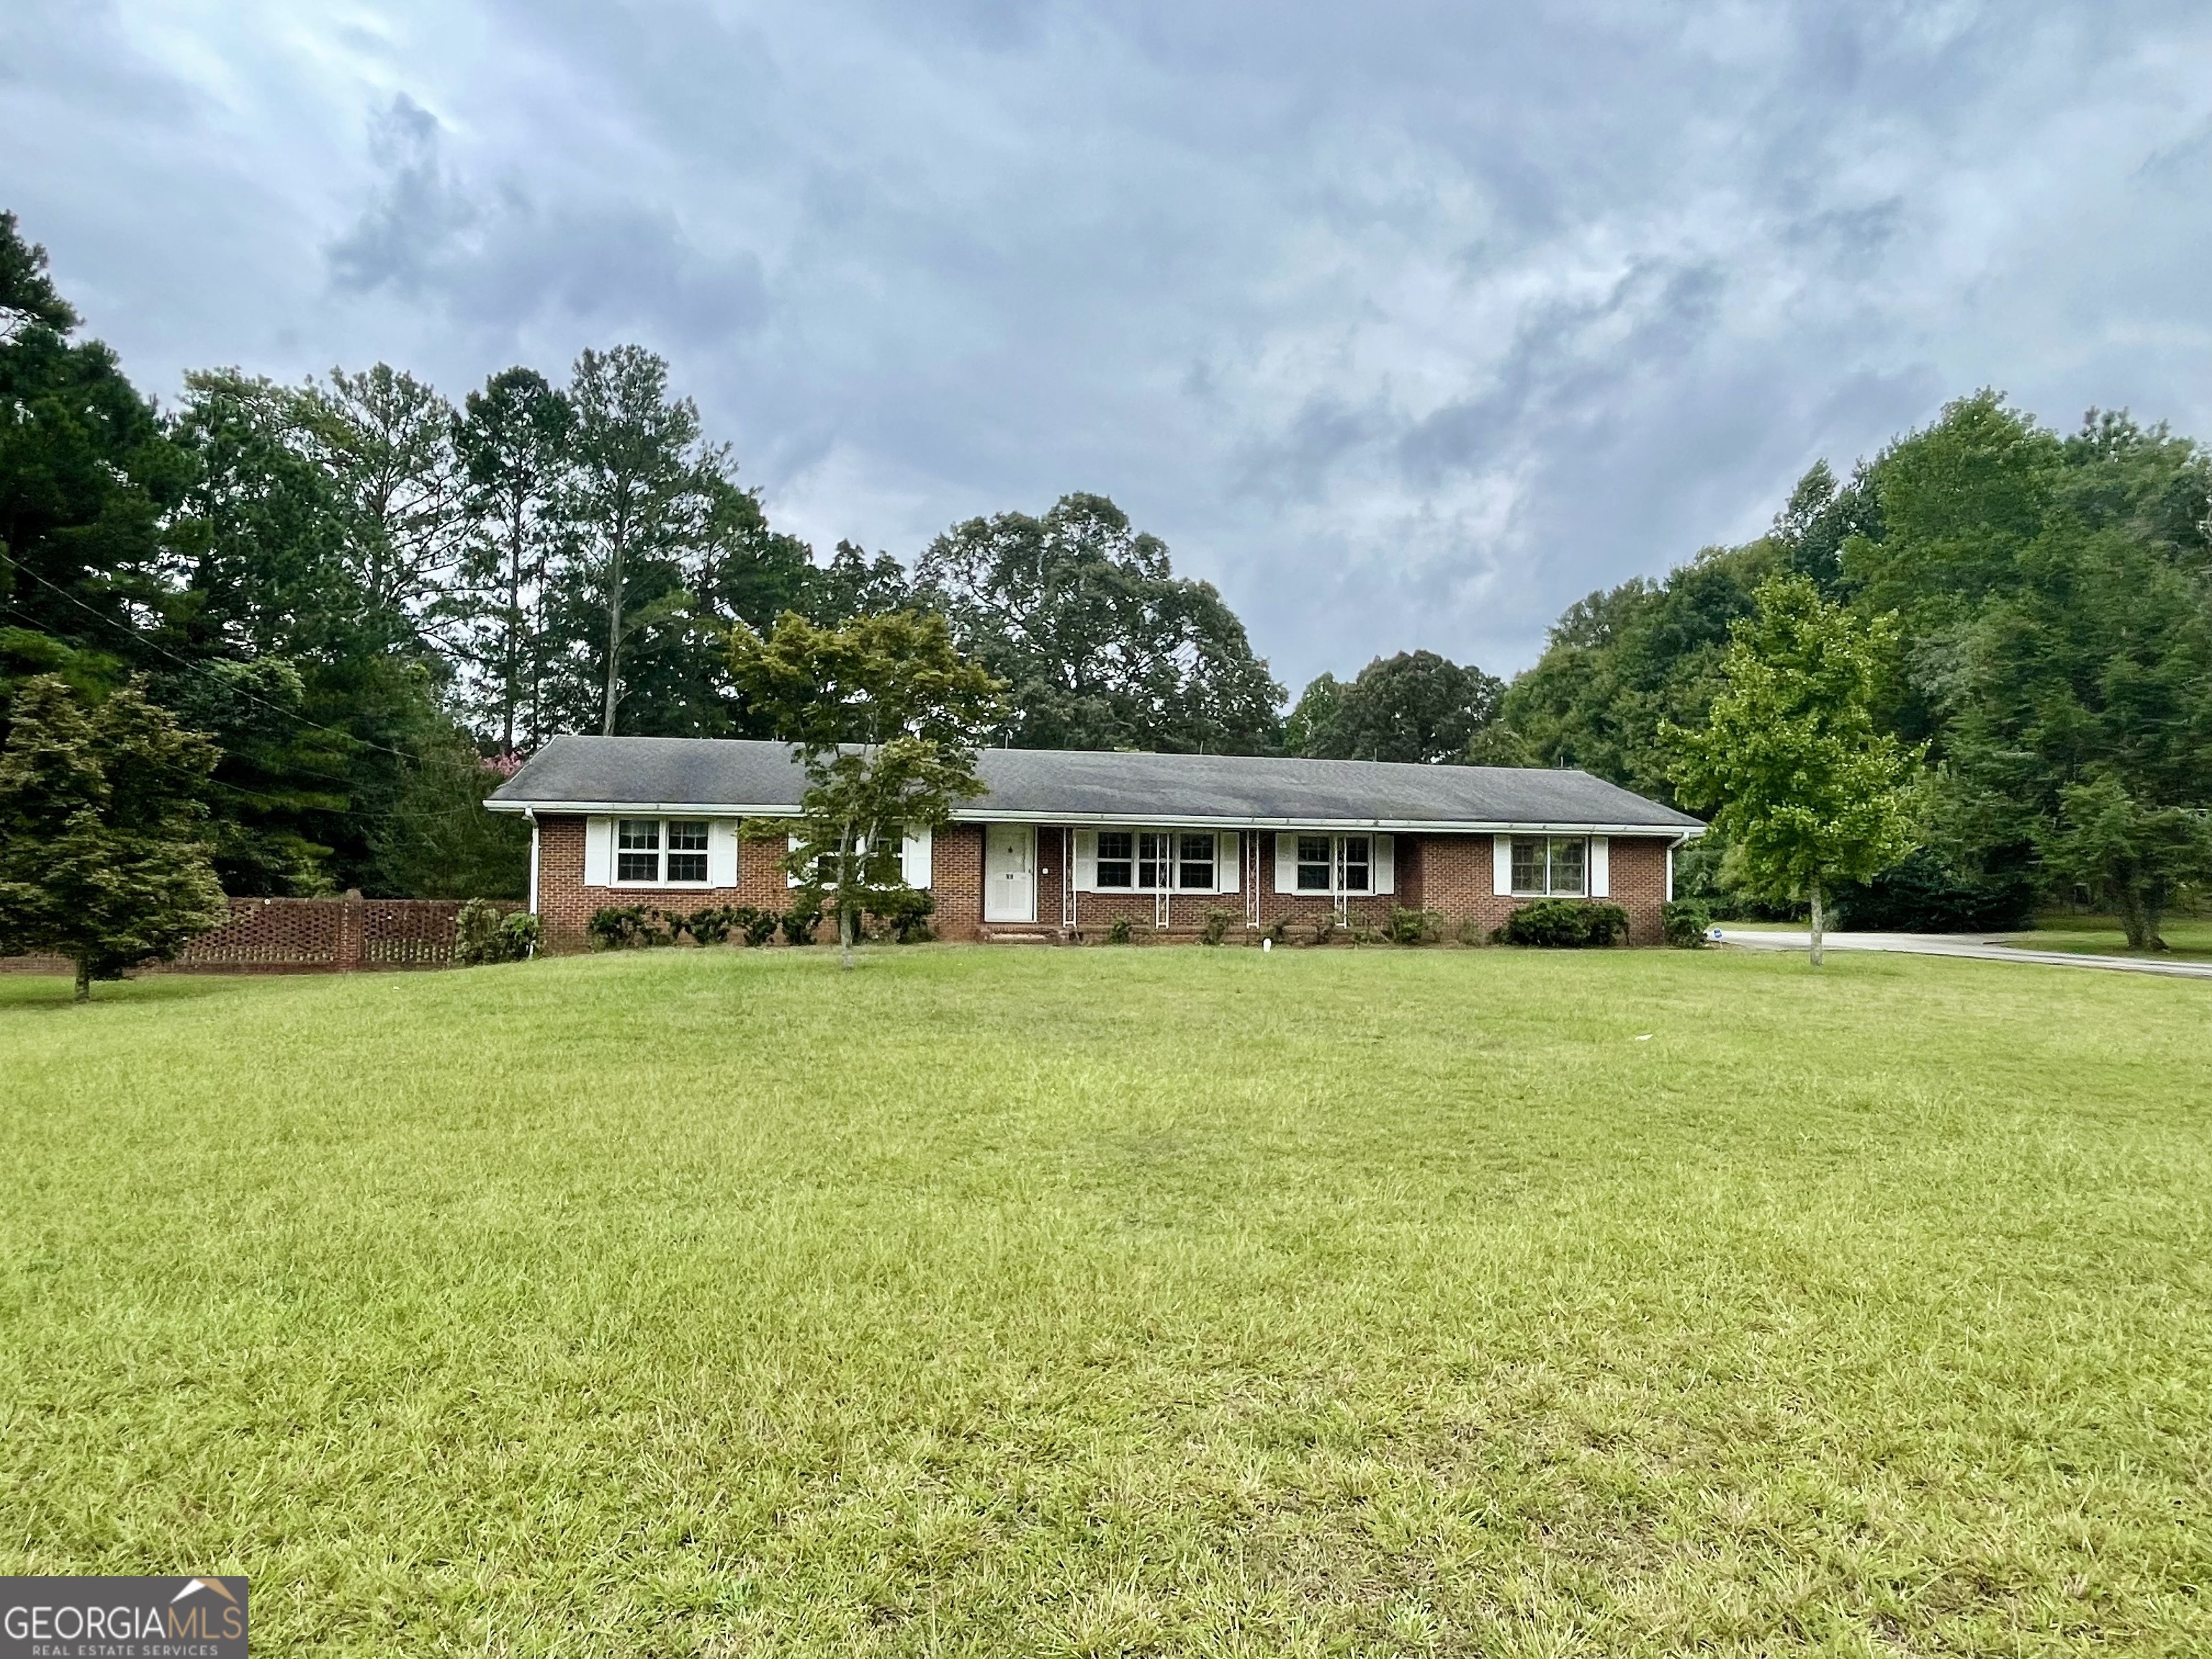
[0, 212, 1280, 902]
[7, 204, 2211, 939]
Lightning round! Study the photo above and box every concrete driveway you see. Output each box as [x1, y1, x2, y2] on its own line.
[1708, 927, 2212, 981]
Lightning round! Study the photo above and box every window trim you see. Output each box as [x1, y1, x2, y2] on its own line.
[1087, 827, 1228, 893]
[611, 816, 716, 889]
[1510, 835, 1590, 898]
[1290, 832, 1380, 896]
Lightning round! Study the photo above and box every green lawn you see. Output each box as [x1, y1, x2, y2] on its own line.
[4, 947, 2210, 1656]
[2010, 915, 2212, 961]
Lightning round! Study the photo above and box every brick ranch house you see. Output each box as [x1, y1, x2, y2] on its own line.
[488, 737, 1706, 947]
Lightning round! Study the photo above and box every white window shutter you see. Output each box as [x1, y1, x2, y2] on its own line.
[1665, 842, 1676, 903]
[902, 824, 932, 888]
[1274, 832, 1297, 894]
[787, 832, 804, 888]
[585, 817, 613, 886]
[1493, 834, 1513, 896]
[1589, 836, 1609, 898]
[708, 819, 739, 887]
[1073, 830, 1096, 892]
[1218, 832, 1238, 894]
[1372, 835, 1394, 896]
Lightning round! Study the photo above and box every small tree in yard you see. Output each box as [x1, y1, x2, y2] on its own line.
[1666, 577, 1921, 966]
[729, 610, 1004, 969]
[0, 677, 230, 999]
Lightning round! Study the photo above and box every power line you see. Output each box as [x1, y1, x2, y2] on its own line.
[5, 561, 508, 791]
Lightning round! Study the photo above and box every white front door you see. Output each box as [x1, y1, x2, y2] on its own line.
[984, 824, 1036, 922]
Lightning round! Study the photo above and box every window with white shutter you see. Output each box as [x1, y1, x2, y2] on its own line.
[1509, 836, 1593, 896]
[902, 824, 932, 888]
[1589, 836, 1609, 898]
[585, 817, 613, 886]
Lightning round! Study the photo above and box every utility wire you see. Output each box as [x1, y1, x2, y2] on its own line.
[7, 561, 511, 789]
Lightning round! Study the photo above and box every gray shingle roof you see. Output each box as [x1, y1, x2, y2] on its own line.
[489, 735, 1703, 833]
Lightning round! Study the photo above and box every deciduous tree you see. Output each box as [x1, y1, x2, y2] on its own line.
[1668, 577, 1921, 965]
[729, 610, 1003, 968]
[917, 493, 1280, 753]
[1289, 649, 1503, 763]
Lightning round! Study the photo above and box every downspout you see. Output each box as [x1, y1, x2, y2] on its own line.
[526, 809, 541, 950]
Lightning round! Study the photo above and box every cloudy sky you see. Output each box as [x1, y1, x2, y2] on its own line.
[6, 2, 2212, 691]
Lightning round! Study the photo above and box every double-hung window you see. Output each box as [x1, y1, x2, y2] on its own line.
[1295, 833, 1372, 893]
[666, 821, 709, 883]
[1092, 830, 1220, 891]
[617, 819, 661, 883]
[1511, 835, 1586, 896]
[616, 818, 712, 886]
[1295, 835, 1333, 891]
[1096, 831, 1136, 889]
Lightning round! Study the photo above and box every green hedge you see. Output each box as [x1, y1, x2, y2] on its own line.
[1492, 899, 1629, 948]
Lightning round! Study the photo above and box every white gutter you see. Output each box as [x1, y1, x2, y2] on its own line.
[485, 796, 1704, 837]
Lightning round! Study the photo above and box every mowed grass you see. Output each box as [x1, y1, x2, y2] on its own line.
[2012, 915, 2212, 962]
[4, 947, 2211, 1657]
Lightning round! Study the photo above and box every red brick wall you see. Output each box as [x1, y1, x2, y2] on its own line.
[1, 896, 513, 975]
[932, 824, 985, 941]
[1415, 832, 1671, 945]
[535, 815, 791, 949]
[530, 817, 1677, 947]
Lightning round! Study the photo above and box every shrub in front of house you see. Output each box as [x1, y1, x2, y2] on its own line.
[781, 899, 823, 945]
[1663, 899, 1712, 948]
[454, 899, 539, 965]
[588, 905, 675, 950]
[1492, 899, 1629, 948]
[1200, 907, 1236, 945]
[866, 887, 936, 943]
[1106, 916, 1135, 944]
[679, 905, 756, 945]
[1388, 907, 1442, 945]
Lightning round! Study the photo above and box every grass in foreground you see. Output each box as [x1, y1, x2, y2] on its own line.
[3, 946, 2210, 1656]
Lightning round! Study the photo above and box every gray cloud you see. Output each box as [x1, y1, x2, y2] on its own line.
[6, 1, 2212, 692]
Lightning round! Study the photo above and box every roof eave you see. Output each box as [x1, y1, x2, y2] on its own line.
[488, 797, 1703, 835]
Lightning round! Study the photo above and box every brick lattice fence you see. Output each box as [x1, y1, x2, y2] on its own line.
[0, 896, 518, 976]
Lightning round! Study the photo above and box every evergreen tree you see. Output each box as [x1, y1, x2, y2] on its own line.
[454, 367, 573, 756]
[0, 676, 228, 999]
[0, 214, 195, 711]
[551, 346, 711, 737]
